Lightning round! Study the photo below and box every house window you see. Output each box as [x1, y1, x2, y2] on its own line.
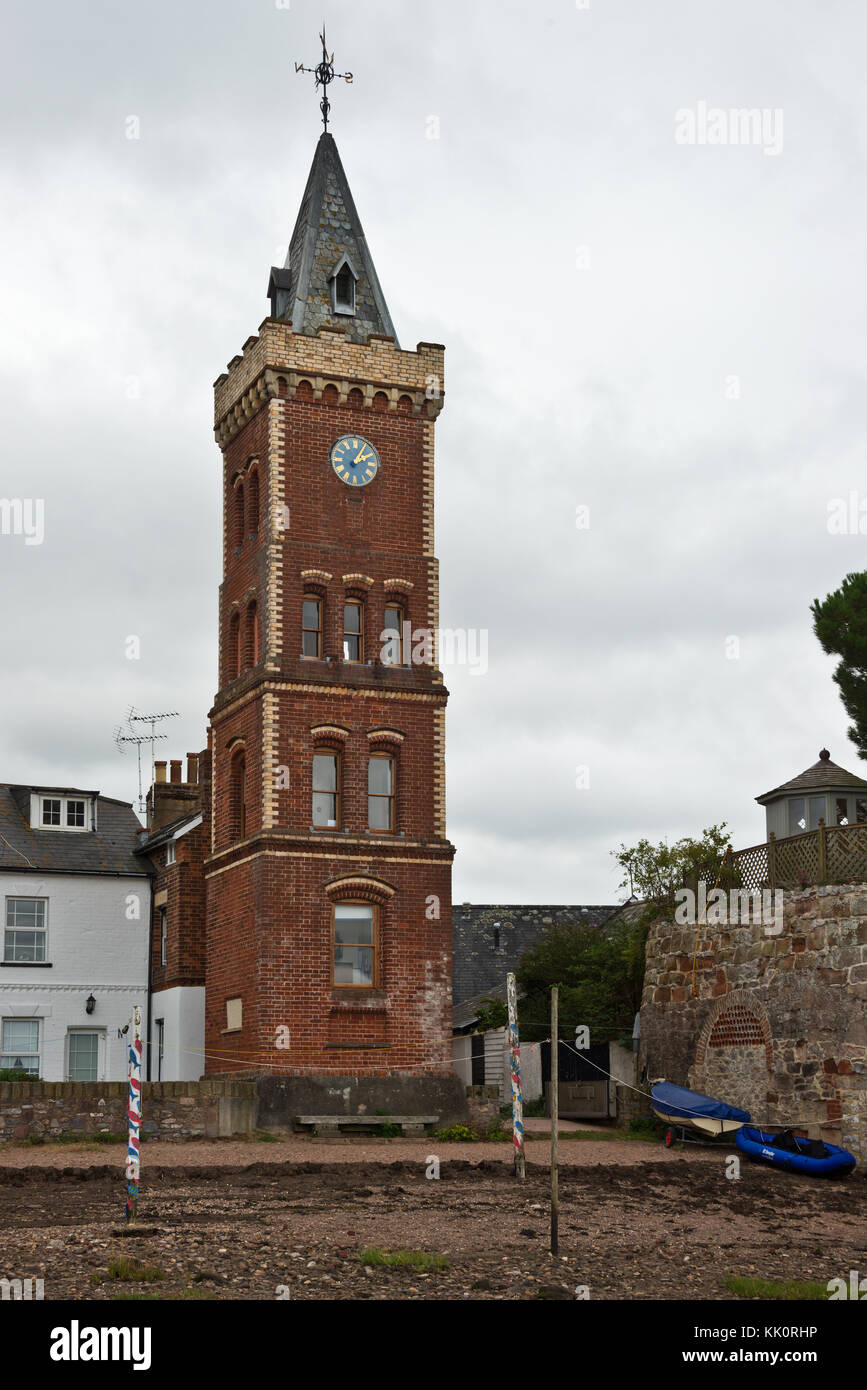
[343, 601, 364, 662]
[67, 1031, 100, 1083]
[38, 796, 90, 831]
[41, 798, 61, 826]
[858, 799, 867, 824]
[4, 898, 46, 962]
[382, 604, 404, 665]
[302, 597, 322, 658]
[66, 799, 86, 828]
[808, 796, 825, 831]
[166, 842, 176, 866]
[368, 754, 395, 832]
[1, 1019, 39, 1076]
[333, 262, 356, 315]
[159, 906, 167, 965]
[312, 752, 340, 828]
[788, 798, 806, 835]
[836, 797, 850, 826]
[333, 903, 375, 986]
[225, 998, 242, 1031]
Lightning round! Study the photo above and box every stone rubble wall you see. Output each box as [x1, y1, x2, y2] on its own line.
[0, 1081, 257, 1142]
[639, 884, 867, 1160]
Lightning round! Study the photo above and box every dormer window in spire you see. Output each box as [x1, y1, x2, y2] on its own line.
[330, 254, 358, 317]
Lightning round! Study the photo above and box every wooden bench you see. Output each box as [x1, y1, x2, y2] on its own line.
[294, 1114, 439, 1137]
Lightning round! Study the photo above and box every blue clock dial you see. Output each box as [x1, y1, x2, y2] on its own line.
[330, 435, 380, 488]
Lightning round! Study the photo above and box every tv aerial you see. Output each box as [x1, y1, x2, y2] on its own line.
[114, 707, 178, 814]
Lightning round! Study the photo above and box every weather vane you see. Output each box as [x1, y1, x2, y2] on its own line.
[295, 25, 353, 132]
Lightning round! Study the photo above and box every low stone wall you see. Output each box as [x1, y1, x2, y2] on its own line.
[0, 1081, 257, 1142]
[256, 1072, 469, 1132]
[640, 883, 867, 1160]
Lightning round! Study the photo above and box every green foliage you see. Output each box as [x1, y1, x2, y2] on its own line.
[433, 1123, 478, 1142]
[475, 997, 508, 1031]
[515, 916, 646, 1043]
[0, 1069, 34, 1082]
[611, 824, 731, 913]
[105, 1256, 165, 1284]
[358, 1247, 448, 1271]
[812, 572, 867, 761]
[724, 1275, 829, 1301]
[378, 1121, 401, 1137]
[254, 1130, 280, 1142]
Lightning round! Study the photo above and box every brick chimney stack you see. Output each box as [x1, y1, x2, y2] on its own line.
[146, 748, 206, 831]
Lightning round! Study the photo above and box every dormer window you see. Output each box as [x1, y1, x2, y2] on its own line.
[35, 794, 93, 832]
[330, 255, 358, 316]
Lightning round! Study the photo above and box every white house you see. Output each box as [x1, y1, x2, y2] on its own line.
[0, 784, 150, 1082]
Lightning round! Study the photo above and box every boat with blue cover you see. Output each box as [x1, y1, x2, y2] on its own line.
[651, 1081, 751, 1140]
[736, 1126, 856, 1177]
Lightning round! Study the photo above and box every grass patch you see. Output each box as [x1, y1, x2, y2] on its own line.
[358, 1247, 448, 1272]
[433, 1124, 478, 1142]
[105, 1255, 166, 1284]
[112, 1288, 218, 1301]
[254, 1130, 280, 1142]
[724, 1276, 830, 1301]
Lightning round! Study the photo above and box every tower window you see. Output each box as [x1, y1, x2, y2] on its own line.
[247, 469, 260, 537]
[231, 752, 247, 841]
[332, 259, 357, 316]
[368, 754, 395, 832]
[229, 611, 242, 679]
[333, 902, 375, 987]
[382, 604, 405, 665]
[312, 752, 340, 829]
[233, 482, 245, 549]
[343, 601, 364, 662]
[302, 597, 322, 658]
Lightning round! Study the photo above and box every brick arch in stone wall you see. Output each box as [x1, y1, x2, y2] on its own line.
[689, 992, 772, 1115]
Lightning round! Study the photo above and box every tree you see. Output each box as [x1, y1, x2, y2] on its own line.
[811, 572, 867, 761]
[514, 915, 645, 1045]
[611, 823, 731, 915]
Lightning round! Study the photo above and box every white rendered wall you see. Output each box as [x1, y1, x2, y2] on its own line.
[150, 986, 205, 1082]
[0, 871, 149, 1082]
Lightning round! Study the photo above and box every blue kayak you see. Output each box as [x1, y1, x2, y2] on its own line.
[736, 1126, 856, 1178]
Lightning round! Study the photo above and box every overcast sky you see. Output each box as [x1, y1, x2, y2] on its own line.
[1, 0, 866, 904]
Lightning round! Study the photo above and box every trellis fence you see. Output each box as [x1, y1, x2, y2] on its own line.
[699, 821, 867, 894]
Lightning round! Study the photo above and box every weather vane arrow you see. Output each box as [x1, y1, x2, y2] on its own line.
[295, 25, 353, 132]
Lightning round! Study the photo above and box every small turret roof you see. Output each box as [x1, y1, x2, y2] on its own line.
[756, 749, 867, 805]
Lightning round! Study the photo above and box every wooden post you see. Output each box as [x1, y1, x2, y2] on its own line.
[550, 985, 559, 1256]
[817, 818, 827, 885]
[125, 1005, 142, 1223]
[506, 972, 525, 1179]
[767, 831, 776, 891]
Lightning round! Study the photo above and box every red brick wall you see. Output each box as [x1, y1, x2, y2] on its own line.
[204, 351, 454, 1077]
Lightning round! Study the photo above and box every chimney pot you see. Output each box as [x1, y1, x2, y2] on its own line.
[154, 761, 167, 784]
[186, 752, 199, 784]
[170, 760, 182, 784]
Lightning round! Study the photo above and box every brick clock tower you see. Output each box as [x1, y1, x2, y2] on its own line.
[204, 130, 456, 1105]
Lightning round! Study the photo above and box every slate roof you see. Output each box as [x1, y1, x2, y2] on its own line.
[0, 785, 150, 877]
[756, 749, 867, 805]
[268, 133, 399, 346]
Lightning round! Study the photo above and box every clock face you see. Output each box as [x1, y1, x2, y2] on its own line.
[330, 435, 381, 488]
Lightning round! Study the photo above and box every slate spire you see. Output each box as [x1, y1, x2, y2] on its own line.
[267, 133, 399, 347]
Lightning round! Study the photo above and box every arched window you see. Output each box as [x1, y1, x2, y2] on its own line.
[312, 750, 340, 829]
[382, 603, 404, 665]
[229, 611, 241, 680]
[343, 600, 364, 663]
[368, 754, 395, 833]
[247, 469, 260, 537]
[332, 902, 375, 987]
[231, 751, 247, 841]
[244, 601, 259, 670]
[302, 596, 322, 658]
[233, 482, 245, 549]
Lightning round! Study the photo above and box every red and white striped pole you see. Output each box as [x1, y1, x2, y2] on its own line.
[125, 1005, 142, 1223]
